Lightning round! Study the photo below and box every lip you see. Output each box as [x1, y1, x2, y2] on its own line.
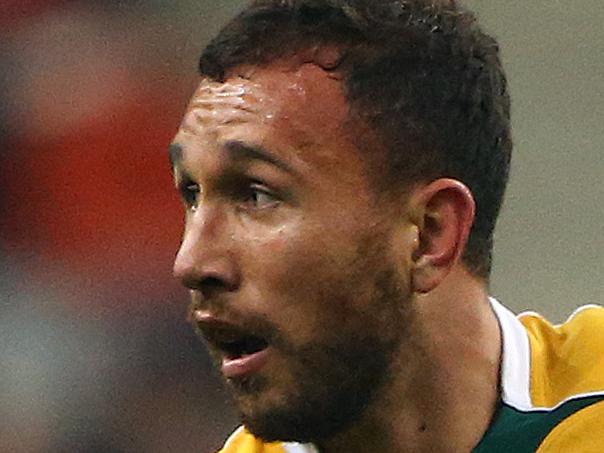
[192, 310, 271, 378]
[222, 347, 271, 378]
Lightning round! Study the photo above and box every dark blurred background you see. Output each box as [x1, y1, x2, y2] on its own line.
[1, 1, 602, 452]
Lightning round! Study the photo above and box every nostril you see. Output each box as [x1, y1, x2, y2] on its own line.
[180, 274, 224, 291]
[199, 276, 231, 299]
[201, 276, 225, 290]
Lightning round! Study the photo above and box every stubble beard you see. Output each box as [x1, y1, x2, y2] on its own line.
[230, 266, 410, 444]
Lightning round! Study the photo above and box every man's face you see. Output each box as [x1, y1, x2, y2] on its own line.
[171, 61, 413, 443]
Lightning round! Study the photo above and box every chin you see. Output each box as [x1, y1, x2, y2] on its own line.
[235, 386, 366, 444]
[230, 385, 319, 442]
[241, 408, 327, 444]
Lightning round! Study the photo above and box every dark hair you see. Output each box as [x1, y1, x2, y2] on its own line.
[198, 0, 512, 279]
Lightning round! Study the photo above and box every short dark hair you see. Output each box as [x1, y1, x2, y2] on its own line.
[198, 0, 512, 279]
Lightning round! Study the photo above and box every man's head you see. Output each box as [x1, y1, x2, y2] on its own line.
[198, 0, 512, 279]
[171, 0, 510, 444]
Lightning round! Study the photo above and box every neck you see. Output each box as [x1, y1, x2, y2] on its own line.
[318, 268, 502, 453]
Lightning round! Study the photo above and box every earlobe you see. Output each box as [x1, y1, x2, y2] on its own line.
[411, 179, 475, 293]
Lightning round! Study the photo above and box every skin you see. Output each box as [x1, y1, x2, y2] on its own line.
[171, 56, 502, 453]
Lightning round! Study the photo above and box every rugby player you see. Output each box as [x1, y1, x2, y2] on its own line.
[170, 1, 604, 451]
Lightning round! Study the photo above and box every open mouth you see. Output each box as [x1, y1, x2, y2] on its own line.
[193, 313, 271, 377]
[217, 334, 269, 360]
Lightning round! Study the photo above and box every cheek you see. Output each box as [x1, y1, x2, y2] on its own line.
[246, 230, 335, 299]
[240, 227, 379, 343]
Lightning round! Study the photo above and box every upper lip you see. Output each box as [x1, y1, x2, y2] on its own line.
[194, 312, 251, 342]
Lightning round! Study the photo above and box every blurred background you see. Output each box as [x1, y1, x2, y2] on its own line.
[0, 1, 602, 452]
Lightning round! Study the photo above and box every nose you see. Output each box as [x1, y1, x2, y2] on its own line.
[173, 205, 240, 298]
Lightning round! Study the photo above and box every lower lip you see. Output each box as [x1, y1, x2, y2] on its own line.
[222, 347, 271, 378]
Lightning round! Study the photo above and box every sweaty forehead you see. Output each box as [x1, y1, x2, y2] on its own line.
[180, 60, 353, 156]
[179, 77, 267, 134]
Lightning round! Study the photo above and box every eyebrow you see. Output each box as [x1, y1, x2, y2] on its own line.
[223, 140, 298, 176]
[169, 140, 299, 177]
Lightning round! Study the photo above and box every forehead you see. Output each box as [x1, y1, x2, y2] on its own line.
[175, 60, 362, 170]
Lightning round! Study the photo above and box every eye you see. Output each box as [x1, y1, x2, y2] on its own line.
[242, 184, 280, 210]
[180, 181, 200, 210]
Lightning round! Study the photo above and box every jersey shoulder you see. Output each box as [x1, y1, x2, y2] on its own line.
[537, 399, 604, 452]
[217, 427, 285, 453]
[217, 426, 316, 453]
[519, 305, 604, 406]
[474, 302, 604, 452]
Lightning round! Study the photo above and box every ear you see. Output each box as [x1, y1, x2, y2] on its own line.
[410, 178, 476, 293]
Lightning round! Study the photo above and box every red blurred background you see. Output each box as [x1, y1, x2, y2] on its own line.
[1, 1, 238, 452]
